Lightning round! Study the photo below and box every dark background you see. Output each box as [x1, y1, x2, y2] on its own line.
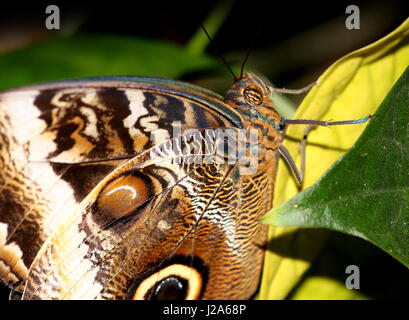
[1, 0, 408, 90]
[0, 0, 408, 300]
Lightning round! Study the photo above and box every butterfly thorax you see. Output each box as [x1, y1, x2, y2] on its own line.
[224, 72, 284, 165]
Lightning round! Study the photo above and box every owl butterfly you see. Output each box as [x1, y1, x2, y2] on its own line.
[0, 72, 370, 300]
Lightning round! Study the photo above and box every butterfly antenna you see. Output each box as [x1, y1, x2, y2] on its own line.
[240, 17, 265, 78]
[200, 24, 236, 80]
[240, 47, 252, 78]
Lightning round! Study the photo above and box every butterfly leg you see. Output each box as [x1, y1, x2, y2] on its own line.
[278, 124, 316, 185]
[279, 114, 372, 184]
[298, 124, 318, 183]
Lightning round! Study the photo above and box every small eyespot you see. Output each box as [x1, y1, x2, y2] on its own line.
[243, 85, 263, 105]
[132, 264, 203, 300]
[96, 173, 150, 221]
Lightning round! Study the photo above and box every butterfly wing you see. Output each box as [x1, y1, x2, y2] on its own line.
[0, 77, 273, 299]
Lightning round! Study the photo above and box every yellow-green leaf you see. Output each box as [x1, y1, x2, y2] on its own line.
[258, 18, 409, 299]
[290, 276, 368, 300]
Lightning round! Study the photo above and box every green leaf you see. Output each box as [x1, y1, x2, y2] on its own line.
[289, 276, 368, 300]
[0, 34, 218, 90]
[264, 66, 409, 268]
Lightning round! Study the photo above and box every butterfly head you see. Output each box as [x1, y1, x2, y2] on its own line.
[225, 72, 284, 151]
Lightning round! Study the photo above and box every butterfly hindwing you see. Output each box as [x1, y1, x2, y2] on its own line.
[21, 130, 269, 299]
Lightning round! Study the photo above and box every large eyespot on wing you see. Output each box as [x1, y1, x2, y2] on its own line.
[125, 255, 208, 300]
[132, 264, 203, 300]
[93, 171, 154, 226]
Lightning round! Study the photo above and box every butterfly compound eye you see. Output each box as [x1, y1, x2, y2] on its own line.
[96, 173, 151, 221]
[132, 264, 203, 300]
[243, 85, 263, 105]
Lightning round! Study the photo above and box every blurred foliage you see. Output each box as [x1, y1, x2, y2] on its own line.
[0, 35, 218, 90]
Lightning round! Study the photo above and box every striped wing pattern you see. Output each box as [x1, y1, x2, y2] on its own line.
[0, 75, 280, 299]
